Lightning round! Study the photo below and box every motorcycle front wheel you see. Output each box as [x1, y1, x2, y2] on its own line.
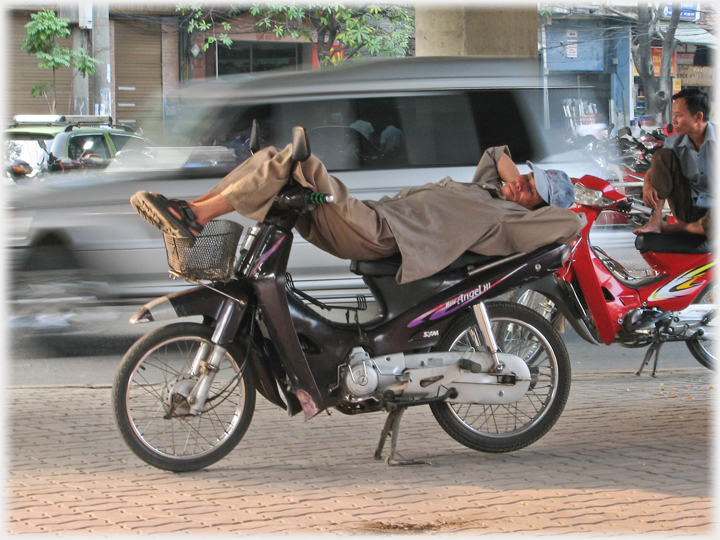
[687, 282, 716, 371]
[430, 301, 571, 453]
[113, 323, 256, 472]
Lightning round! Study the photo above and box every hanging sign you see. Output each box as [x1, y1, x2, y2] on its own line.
[662, 3, 700, 21]
[566, 30, 578, 58]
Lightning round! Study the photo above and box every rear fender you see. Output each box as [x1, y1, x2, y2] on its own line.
[521, 275, 600, 345]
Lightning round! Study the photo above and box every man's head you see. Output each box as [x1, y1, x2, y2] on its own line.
[671, 89, 710, 136]
[522, 162, 575, 210]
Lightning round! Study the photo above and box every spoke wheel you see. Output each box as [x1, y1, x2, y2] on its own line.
[687, 282, 716, 371]
[430, 301, 571, 453]
[113, 323, 255, 471]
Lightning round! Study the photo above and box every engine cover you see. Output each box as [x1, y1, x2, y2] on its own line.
[339, 347, 532, 405]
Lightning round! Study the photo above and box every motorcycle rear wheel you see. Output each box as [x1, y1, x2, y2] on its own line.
[113, 322, 256, 472]
[430, 301, 571, 453]
[687, 282, 716, 371]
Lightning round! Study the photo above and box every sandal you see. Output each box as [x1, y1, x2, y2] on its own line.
[130, 191, 204, 240]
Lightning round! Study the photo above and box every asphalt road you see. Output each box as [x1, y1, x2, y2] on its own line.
[7, 302, 703, 387]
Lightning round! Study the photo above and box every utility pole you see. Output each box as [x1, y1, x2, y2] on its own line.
[92, 2, 112, 118]
[72, 27, 89, 115]
[59, 3, 92, 115]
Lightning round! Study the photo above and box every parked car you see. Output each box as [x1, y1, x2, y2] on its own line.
[8, 56, 610, 334]
[4, 115, 152, 180]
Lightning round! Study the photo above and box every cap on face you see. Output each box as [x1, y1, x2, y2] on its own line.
[526, 161, 575, 209]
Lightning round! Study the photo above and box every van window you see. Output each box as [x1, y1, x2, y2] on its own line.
[273, 90, 534, 171]
[169, 90, 536, 171]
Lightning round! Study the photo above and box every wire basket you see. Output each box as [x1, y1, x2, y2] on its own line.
[163, 220, 243, 282]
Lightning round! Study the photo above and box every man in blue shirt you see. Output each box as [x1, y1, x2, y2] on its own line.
[634, 89, 714, 237]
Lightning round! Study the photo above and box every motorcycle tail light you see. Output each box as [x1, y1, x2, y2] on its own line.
[573, 183, 616, 207]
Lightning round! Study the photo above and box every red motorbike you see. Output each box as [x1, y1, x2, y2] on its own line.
[513, 174, 715, 377]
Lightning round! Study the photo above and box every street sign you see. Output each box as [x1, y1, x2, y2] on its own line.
[662, 3, 700, 21]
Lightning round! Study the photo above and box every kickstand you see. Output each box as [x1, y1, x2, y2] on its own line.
[374, 406, 432, 466]
[636, 342, 663, 378]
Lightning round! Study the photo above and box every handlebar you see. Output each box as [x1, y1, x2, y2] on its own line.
[273, 185, 334, 211]
[306, 192, 335, 205]
[632, 202, 654, 215]
[618, 198, 653, 215]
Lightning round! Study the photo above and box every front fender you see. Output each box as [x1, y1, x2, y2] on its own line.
[130, 282, 252, 324]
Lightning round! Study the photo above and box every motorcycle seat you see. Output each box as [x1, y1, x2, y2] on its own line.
[635, 232, 710, 254]
[350, 251, 502, 277]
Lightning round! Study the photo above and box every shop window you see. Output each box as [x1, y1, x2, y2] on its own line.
[216, 42, 302, 75]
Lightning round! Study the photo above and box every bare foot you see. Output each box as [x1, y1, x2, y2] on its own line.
[633, 221, 662, 235]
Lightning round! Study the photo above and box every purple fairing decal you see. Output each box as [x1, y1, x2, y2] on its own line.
[408, 265, 524, 328]
[250, 236, 285, 276]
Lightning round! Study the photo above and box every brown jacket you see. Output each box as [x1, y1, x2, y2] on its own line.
[365, 146, 584, 283]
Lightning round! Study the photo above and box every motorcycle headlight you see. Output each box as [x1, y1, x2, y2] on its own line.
[573, 183, 616, 207]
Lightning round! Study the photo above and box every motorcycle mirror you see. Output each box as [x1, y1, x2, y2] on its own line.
[666, 123, 674, 134]
[9, 159, 32, 178]
[83, 140, 94, 150]
[249, 119, 260, 155]
[291, 126, 311, 162]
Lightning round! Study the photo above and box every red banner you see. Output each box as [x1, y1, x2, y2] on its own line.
[634, 47, 676, 77]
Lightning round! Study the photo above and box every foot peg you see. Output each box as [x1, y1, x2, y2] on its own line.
[458, 358, 482, 373]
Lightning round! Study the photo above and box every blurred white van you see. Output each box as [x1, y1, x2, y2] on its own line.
[8, 56, 602, 331]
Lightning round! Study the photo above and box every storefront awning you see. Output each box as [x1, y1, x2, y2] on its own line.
[660, 22, 716, 48]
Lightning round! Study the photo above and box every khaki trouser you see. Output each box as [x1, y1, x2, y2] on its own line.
[647, 148, 711, 235]
[208, 145, 398, 260]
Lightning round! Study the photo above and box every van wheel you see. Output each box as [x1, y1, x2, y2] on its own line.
[11, 241, 102, 335]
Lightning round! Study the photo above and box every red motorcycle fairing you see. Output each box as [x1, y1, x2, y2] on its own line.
[557, 176, 714, 346]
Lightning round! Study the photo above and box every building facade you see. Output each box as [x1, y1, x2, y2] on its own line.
[5, 5, 312, 141]
[541, 4, 715, 133]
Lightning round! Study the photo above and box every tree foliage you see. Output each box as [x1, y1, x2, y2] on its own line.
[177, 4, 414, 69]
[250, 4, 414, 67]
[22, 9, 101, 113]
[176, 3, 235, 51]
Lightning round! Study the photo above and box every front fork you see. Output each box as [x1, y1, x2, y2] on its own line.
[185, 297, 245, 415]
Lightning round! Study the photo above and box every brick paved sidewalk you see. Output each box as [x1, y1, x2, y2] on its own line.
[7, 369, 714, 536]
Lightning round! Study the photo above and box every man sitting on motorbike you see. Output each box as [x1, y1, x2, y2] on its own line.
[131, 144, 584, 284]
[634, 89, 714, 237]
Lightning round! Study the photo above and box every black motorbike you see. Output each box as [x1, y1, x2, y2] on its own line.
[112, 127, 572, 471]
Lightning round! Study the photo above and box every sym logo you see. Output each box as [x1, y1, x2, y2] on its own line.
[423, 330, 440, 338]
